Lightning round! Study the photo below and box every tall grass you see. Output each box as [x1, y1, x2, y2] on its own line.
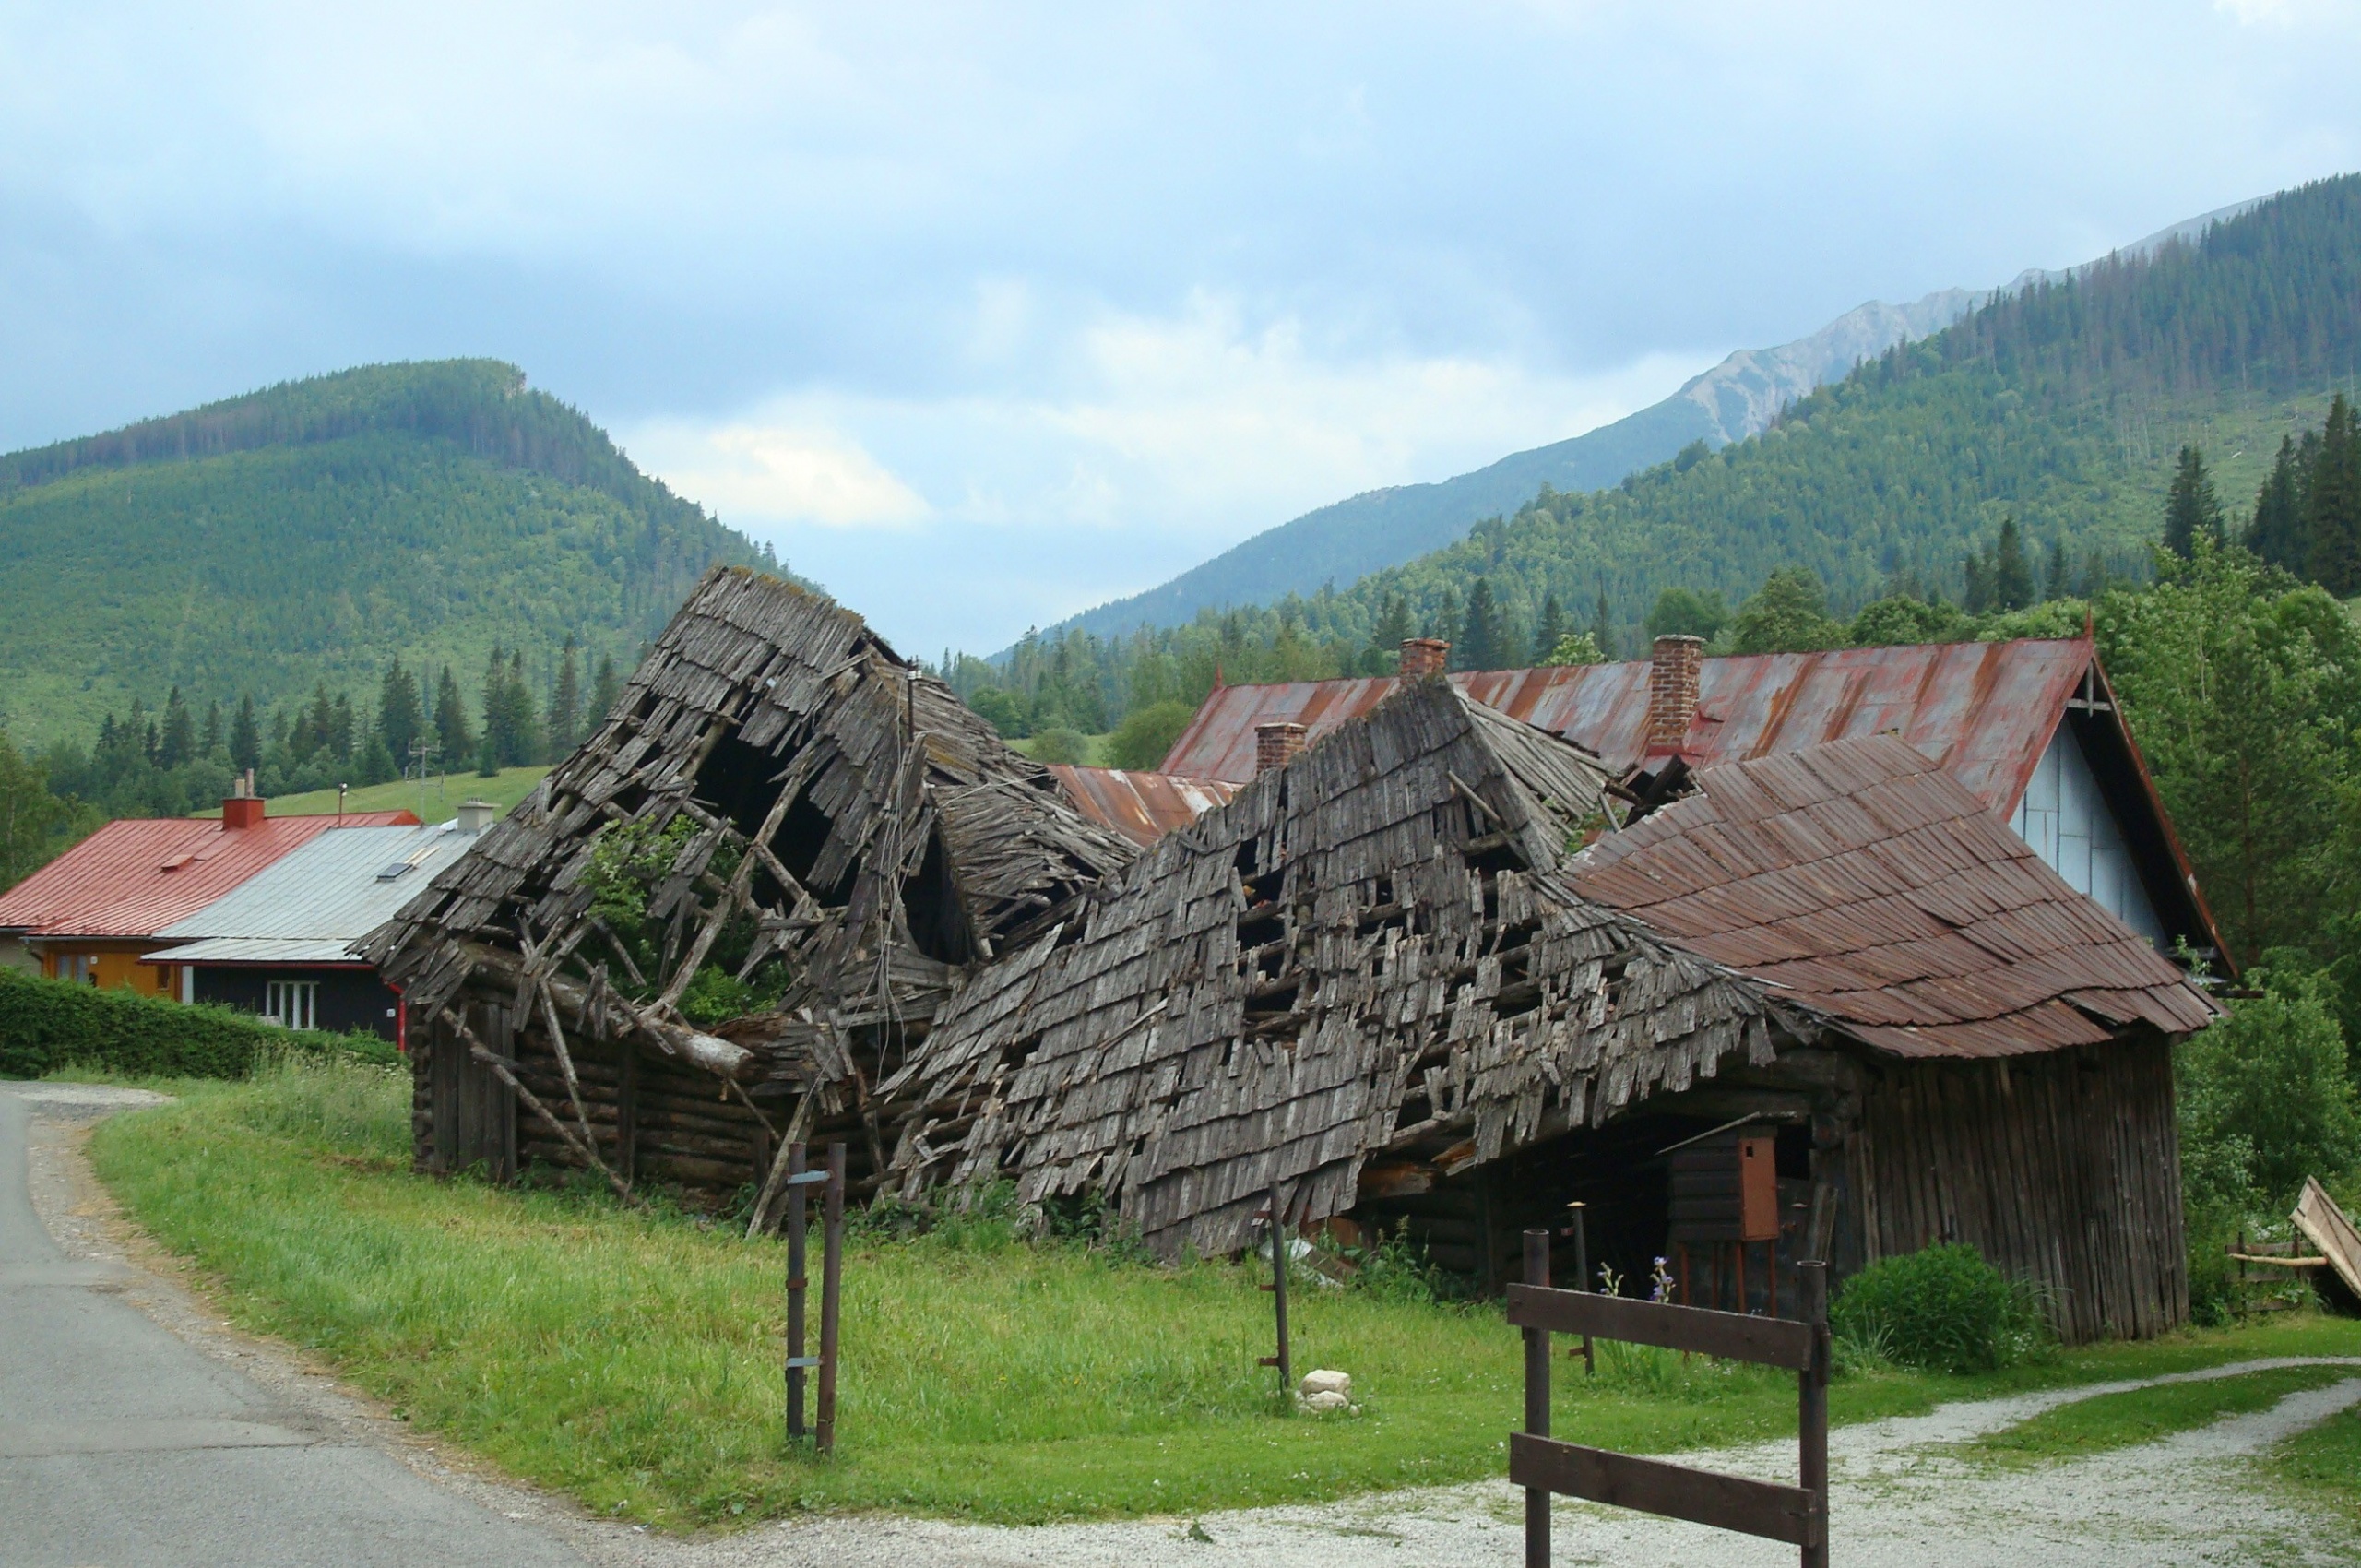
[87, 1058, 2361, 1527]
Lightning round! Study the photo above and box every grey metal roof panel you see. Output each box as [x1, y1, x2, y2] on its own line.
[151, 824, 481, 946]
[143, 937, 379, 966]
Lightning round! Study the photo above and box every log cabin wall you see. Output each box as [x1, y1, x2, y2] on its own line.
[1849, 1032, 2186, 1343]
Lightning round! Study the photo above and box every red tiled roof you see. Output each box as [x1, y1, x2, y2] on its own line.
[0, 809, 418, 941]
[1568, 735, 2217, 1059]
[1160, 638, 2094, 816]
[1046, 766, 1240, 848]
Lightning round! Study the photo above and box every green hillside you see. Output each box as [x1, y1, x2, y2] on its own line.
[944, 173, 2361, 732]
[0, 360, 773, 746]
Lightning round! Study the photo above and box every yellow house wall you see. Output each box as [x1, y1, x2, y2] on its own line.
[38, 944, 174, 996]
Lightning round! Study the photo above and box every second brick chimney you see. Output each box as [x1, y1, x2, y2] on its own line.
[220, 771, 267, 831]
[1645, 635, 1704, 754]
[1255, 721, 1308, 776]
[1398, 637, 1451, 679]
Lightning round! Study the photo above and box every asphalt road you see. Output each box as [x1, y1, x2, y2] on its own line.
[0, 1085, 591, 1568]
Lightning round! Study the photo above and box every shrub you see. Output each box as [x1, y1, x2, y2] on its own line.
[2178, 968, 2360, 1206]
[0, 968, 392, 1080]
[1106, 701, 1196, 771]
[1028, 727, 1089, 766]
[1830, 1242, 2048, 1373]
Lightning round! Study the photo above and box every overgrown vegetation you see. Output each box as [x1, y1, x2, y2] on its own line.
[579, 815, 792, 1024]
[1830, 1243, 2052, 1375]
[0, 968, 393, 1079]
[79, 1056, 2361, 1528]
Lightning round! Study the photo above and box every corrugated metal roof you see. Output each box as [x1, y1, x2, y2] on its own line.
[1160, 638, 2094, 816]
[1047, 766, 1241, 846]
[142, 822, 481, 965]
[1570, 735, 2218, 1060]
[0, 809, 419, 941]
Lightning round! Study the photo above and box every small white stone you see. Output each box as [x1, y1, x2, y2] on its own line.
[1298, 1368, 1352, 1398]
[1300, 1389, 1350, 1413]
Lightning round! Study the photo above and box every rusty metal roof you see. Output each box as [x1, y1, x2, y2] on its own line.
[1161, 638, 2096, 817]
[0, 808, 418, 941]
[1046, 766, 1240, 847]
[1570, 735, 2218, 1060]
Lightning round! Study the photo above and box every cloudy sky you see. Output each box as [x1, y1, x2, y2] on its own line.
[4, 2, 2357, 653]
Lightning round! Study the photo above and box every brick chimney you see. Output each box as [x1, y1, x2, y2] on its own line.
[220, 771, 267, 831]
[1254, 721, 1308, 776]
[1645, 635, 1704, 754]
[1398, 637, 1451, 679]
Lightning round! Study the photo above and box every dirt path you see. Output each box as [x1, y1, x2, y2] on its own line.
[30, 1085, 2361, 1568]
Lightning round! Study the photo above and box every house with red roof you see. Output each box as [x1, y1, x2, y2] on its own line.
[0, 785, 416, 1001]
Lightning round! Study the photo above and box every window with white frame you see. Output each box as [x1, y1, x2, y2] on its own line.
[265, 980, 319, 1032]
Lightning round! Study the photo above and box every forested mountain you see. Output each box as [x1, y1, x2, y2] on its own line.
[1039, 197, 2259, 647]
[943, 174, 2361, 740]
[0, 361, 773, 747]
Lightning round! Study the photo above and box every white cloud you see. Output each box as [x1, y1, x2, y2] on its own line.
[623, 419, 929, 529]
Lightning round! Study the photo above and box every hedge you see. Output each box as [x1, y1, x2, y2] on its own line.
[0, 968, 396, 1080]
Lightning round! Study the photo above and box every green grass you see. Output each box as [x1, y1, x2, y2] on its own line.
[1006, 732, 1118, 766]
[1967, 1364, 2361, 1465]
[2272, 1402, 2361, 1531]
[190, 766, 547, 825]
[85, 1058, 2361, 1529]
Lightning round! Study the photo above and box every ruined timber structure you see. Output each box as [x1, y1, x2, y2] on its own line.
[374, 570, 2218, 1340]
[362, 566, 1134, 1206]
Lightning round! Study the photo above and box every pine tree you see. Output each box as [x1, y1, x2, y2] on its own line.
[1589, 589, 1617, 660]
[434, 666, 473, 767]
[2305, 394, 2361, 595]
[1532, 594, 1566, 661]
[2045, 537, 2072, 602]
[230, 695, 261, 773]
[548, 636, 582, 758]
[2163, 445, 2226, 558]
[506, 650, 542, 766]
[2248, 434, 2307, 571]
[1993, 516, 2036, 610]
[1459, 578, 1506, 671]
[328, 693, 356, 763]
[200, 700, 222, 759]
[590, 655, 621, 721]
[375, 658, 424, 769]
[157, 686, 194, 770]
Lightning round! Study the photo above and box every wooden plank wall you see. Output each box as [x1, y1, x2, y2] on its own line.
[418, 1001, 516, 1182]
[1851, 1033, 2186, 1342]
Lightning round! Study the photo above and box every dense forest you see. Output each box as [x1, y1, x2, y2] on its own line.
[944, 174, 2361, 742]
[0, 360, 777, 747]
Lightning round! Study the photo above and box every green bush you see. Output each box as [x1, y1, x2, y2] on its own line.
[1106, 700, 1196, 771]
[1028, 727, 1089, 766]
[2178, 968, 2361, 1207]
[0, 968, 393, 1079]
[1830, 1243, 2048, 1374]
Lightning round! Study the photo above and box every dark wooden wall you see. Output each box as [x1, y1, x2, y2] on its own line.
[417, 999, 516, 1181]
[1850, 1034, 2186, 1343]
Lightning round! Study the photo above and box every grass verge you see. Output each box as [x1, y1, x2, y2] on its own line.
[86, 1057, 2361, 1529]
[1967, 1364, 2361, 1464]
[2271, 1403, 2361, 1532]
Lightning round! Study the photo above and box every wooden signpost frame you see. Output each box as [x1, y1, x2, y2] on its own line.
[783, 1141, 846, 1454]
[1508, 1229, 1829, 1568]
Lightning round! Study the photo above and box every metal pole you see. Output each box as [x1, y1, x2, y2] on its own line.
[817, 1141, 845, 1455]
[785, 1142, 807, 1440]
[1797, 1259, 1829, 1568]
[1271, 1182, 1292, 1400]
[1523, 1228, 1550, 1568]
[1569, 1201, 1594, 1375]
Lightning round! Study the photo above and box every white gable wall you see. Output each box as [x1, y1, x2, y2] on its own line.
[2008, 721, 2168, 947]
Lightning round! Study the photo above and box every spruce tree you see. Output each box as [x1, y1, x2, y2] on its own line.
[1459, 578, 1506, 671]
[376, 658, 423, 769]
[506, 650, 542, 765]
[590, 655, 621, 722]
[1589, 589, 1617, 660]
[229, 695, 261, 773]
[328, 693, 356, 763]
[548, 636, 582, 758]
[2163, 445, 2226, 559]
[158, 687, 194, 770]
[2305, 394, 2361, 595]
[433, 666, 473, 767]
[1532, 594, 1566, 661]
[2045, 537, 2072, 602]
[1369, 593, 1414, 671]
[2248, 434, 2307, 570]
[200, 699, 223, 759]
[1993, 516, 2036, 610]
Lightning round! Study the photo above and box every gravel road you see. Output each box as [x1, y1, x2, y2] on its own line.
[13, 1081, 2360, 1568]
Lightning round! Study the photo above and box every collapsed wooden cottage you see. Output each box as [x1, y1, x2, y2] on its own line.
[362, 566, 1135, 1204]
[883, 680, 2217, 1339]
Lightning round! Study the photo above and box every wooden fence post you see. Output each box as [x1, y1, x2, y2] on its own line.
[1798, 1259, 1829, 1568]
[1524, 1228, 1551, 1568]
[1568, 1201, 1594, 1375]
[817, 1141, 845, 1455]
[785, 1142, 808, 1441]
[1257, 1182, 1292, 1403]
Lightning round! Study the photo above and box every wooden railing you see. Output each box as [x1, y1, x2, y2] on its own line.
[1509, 1229, 1829, 1567]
